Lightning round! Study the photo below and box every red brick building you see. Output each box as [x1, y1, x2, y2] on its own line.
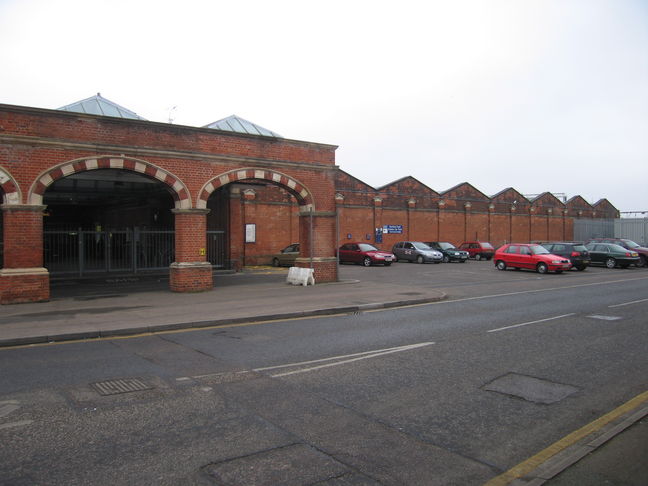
[0, 96, 618, 304]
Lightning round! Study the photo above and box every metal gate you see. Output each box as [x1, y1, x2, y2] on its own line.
[44, 228, 175, 276]
[44, 228, 228, 276]
[207, 230, 226, 268]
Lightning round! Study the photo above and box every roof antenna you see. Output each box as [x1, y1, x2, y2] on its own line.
[167, 105, 177, 124]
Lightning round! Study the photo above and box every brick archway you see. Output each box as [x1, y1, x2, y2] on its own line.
[27, 156, 191, 209]
[196, 168, 314, 210]
[0, 166, 21, 205]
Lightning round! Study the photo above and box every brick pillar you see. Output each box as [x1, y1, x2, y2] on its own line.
[296, 209, 337, 283]
[169, 208, 213, 292]
[0, 204, 50, 304]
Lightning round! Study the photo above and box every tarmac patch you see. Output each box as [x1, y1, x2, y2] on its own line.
[483, 373, 579, 404]
[202, 443, 351, 485]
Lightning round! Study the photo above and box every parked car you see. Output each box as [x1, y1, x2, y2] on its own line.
[392, 241, 443, 264]
[272, 243, 299, 267]
[424, 242, 469, 263]
[338, 242, 395, 266]
[539, 242, 590, 271]
[585, 238, 648, 267]
[494, 243, 572, 274]
[458, 241, 495, 260]
[584, 242, 640, 269]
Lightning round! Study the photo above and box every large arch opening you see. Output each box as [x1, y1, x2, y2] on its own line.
[200, 169, 311, 269]
[42, 168, 176, 276]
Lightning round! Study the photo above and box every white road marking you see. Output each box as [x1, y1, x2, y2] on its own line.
[487, 314, 576, 333]
[587, 315, 623, 321]
[608, 298, 648, 308]
[0, 402, 20, 418]
[0, 420, 33, 430]
[370, 276, 648, 311]
[264, 342, 435, 378]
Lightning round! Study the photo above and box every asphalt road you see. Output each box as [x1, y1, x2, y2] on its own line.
[1, 261, 647, 485]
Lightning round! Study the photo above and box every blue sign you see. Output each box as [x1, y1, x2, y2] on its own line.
[383, 225, 403, 234]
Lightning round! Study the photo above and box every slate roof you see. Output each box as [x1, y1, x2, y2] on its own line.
[57, 93, 147, 120]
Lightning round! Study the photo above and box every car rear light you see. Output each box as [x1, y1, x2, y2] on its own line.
[571, 251, 580, 256]
[625, 252, 632, 257]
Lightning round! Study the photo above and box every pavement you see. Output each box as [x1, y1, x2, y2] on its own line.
[0, 266, 447, 348]
[1, 266, 646, 486]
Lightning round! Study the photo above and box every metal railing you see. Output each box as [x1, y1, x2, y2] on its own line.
[44, 228, 175, 276]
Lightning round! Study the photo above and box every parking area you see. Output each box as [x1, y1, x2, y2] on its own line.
[338, 257, 648, 300]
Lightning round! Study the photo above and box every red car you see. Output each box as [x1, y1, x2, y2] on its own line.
[458, 241, 495, 260]
[494, 243, 572, 274]
[338, 243, 395, 266]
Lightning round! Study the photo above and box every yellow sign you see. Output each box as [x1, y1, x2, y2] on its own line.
[199, 248, 206, 256]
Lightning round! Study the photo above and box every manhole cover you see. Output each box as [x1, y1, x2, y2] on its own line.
[483, 373, 579, 404]
[91, 378, 152, 396]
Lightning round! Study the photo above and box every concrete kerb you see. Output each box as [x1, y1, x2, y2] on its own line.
[491, 391, 648, 486]
[0, 293, 447, 348]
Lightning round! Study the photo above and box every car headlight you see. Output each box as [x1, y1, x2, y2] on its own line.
[374, 254, 385, 259]
[551, 260, 562, 264]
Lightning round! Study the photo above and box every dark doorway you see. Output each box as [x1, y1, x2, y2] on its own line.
[43, 169, 175, 276]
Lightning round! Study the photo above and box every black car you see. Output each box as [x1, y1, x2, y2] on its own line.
[585, 242, 640, 269]
[586, 238, 648, 267]
[540, 242, 590, 271]
[424, 242, 469, 263]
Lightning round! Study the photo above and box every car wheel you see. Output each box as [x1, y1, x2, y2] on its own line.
[272, 258, 280, 267]
[417, 255, 424, 264]
[496, 260, 506, 271]
[576, 265, 587, 271]
[640, 255, 647, 267]
[605, 257, 616, 269]
[474, 254, 481, 261]
[536, 262, 548, 274]
[362, 257, 372, 267]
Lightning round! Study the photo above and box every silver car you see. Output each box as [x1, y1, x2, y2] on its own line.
[391, 241, 443, 264]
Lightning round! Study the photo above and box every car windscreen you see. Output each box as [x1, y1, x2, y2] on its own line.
[530, 245, 550, 255]
[413, 242, 432, 250]
[439, 242, 455, 250]
[358, 244, 378, 252]
[621, 239, 640, 249]
[482, 243, 494, 249]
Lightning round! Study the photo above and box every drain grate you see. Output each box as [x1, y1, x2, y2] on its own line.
[91, 378, 152, 396]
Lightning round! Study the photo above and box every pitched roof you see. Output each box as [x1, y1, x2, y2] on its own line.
[204, 115, 282, 138]
[57, 93, 147, 120]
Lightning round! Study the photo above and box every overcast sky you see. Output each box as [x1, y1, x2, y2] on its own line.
[1, 0, 646, 212]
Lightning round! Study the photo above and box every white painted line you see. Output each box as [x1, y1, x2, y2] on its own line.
[253, 342, 433, 372]
[0, 403, 20, 418]
[0, 420, 33, 430]
[587, 315, 623, 321]
[263, 342, 435, 378]
[433, 276, 648, 306]
[608, 298, 648, 308]
[487, 313, 576, 333]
